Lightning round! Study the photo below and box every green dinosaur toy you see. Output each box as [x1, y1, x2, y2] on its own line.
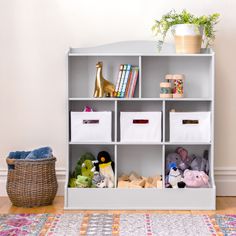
[73, 152, 95, 177]
[75, 175, 93, 188]
[81, 159, 95, 178]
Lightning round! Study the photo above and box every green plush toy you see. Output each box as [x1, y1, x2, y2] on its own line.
[81, 160, 95, 178]
[73, 152, 95, 177]
[69, 178, 77, 188]
[75, 175, 93, 188]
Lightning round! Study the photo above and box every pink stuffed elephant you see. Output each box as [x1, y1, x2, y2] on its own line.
[183, 169, 209, 188]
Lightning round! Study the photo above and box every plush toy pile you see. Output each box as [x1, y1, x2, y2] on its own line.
[118, 172, 162, 188]
[69, 151, 115, 188]
[165, 147, 210, 188]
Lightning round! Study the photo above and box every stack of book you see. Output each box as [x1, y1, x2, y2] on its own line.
[114, 64, 139, 98]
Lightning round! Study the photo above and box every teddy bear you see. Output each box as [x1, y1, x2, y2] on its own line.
[183, 169, 209, 188]
[167, 163, 186, 188]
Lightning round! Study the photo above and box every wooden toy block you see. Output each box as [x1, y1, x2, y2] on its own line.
[118, 180, 130, 188]
[128, 183, 142, 189]
[118, 181, 129, 188]
[156, 180, 162, 188]
[118, 175, 129, 181]
[118, 173, 162, 188]
[152, 175, 162, 186]
[118, 180, 143, 189]
[129, 171, 141, 181]
[145, 182, 156, 188]
[131, 179, 145, 187]
[146, 177, 153, 184]
[141, 176, 147, 181]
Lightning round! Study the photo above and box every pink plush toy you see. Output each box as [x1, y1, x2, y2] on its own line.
[183, 169, 209, 188]
[83, 106, 94, 112]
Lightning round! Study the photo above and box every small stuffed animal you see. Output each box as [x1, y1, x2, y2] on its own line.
[75, 175, 93, 188]
[83, 106, 94, 112]
[96, 151, 115, 188]
[165, 153, 185, 175]
[73, 152, 95, 177]
[175, 147, 194, 170]
[168, 163, 186, 188]
[81, 160, 96, 178]
[92, 172, 107, 188]
[183, 169, 209, 188]
[69, 178, 77, 188]
[190, 150, 209, 174]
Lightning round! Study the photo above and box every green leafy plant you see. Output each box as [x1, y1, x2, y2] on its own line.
[152, 9, 220, 50]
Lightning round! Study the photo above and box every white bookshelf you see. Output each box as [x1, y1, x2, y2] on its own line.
[65, 41, 215, 210]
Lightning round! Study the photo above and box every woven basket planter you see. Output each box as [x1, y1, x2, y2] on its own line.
[6, 157, 58, 208]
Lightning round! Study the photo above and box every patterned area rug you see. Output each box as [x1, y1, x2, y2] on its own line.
[214, 214, 236, 236]
[0, 214, 48, 236]
[0, 213, 234, 236]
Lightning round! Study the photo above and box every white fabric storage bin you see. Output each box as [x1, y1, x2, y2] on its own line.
[71, 112, 112, 142]
[120, 112, 162, 142]
[170, 112, 211, 142]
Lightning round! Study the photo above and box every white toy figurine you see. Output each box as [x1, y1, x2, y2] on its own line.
[168, 163, 186, 188]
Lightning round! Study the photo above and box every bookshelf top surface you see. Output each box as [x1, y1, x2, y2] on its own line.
[68, 41, 214, 56]
[69, 98, 212, 101]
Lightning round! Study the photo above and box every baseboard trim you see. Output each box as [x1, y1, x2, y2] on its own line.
[215, 167, 236, 196]
[1, 167, 236, 197]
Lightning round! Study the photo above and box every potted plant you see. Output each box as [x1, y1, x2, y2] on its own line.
[152, 10, 220, 53]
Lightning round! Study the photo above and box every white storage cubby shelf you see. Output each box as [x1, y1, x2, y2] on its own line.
[65, 41, 215, 210]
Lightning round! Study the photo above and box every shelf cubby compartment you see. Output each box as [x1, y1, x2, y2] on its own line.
[69, 144, 115, 179]
[165, 101, 212, 143]
[69, 100, 115, 142]
[141, 56, 213, 99]
[163, 144, 215, 209]
[69, 56, 140, 98]
[117, 145, 163, 182]
[165, 144, 215, 187]
[117, 100, 163, 143]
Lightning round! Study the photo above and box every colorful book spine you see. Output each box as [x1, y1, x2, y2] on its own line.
[127, 69, 134, 98]
[114, 64, 124, 97]
[117, 64, 127, 97]
[130, 67, 139, 97]
[127, 68, 135, 98]
[120, 64, 131, 98]
[125, 68, 133, 98]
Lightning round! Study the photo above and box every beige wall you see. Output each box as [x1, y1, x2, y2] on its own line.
[0, 0, 236, 194]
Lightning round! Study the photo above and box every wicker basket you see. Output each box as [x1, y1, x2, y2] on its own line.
[6, 157, 58, 207]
